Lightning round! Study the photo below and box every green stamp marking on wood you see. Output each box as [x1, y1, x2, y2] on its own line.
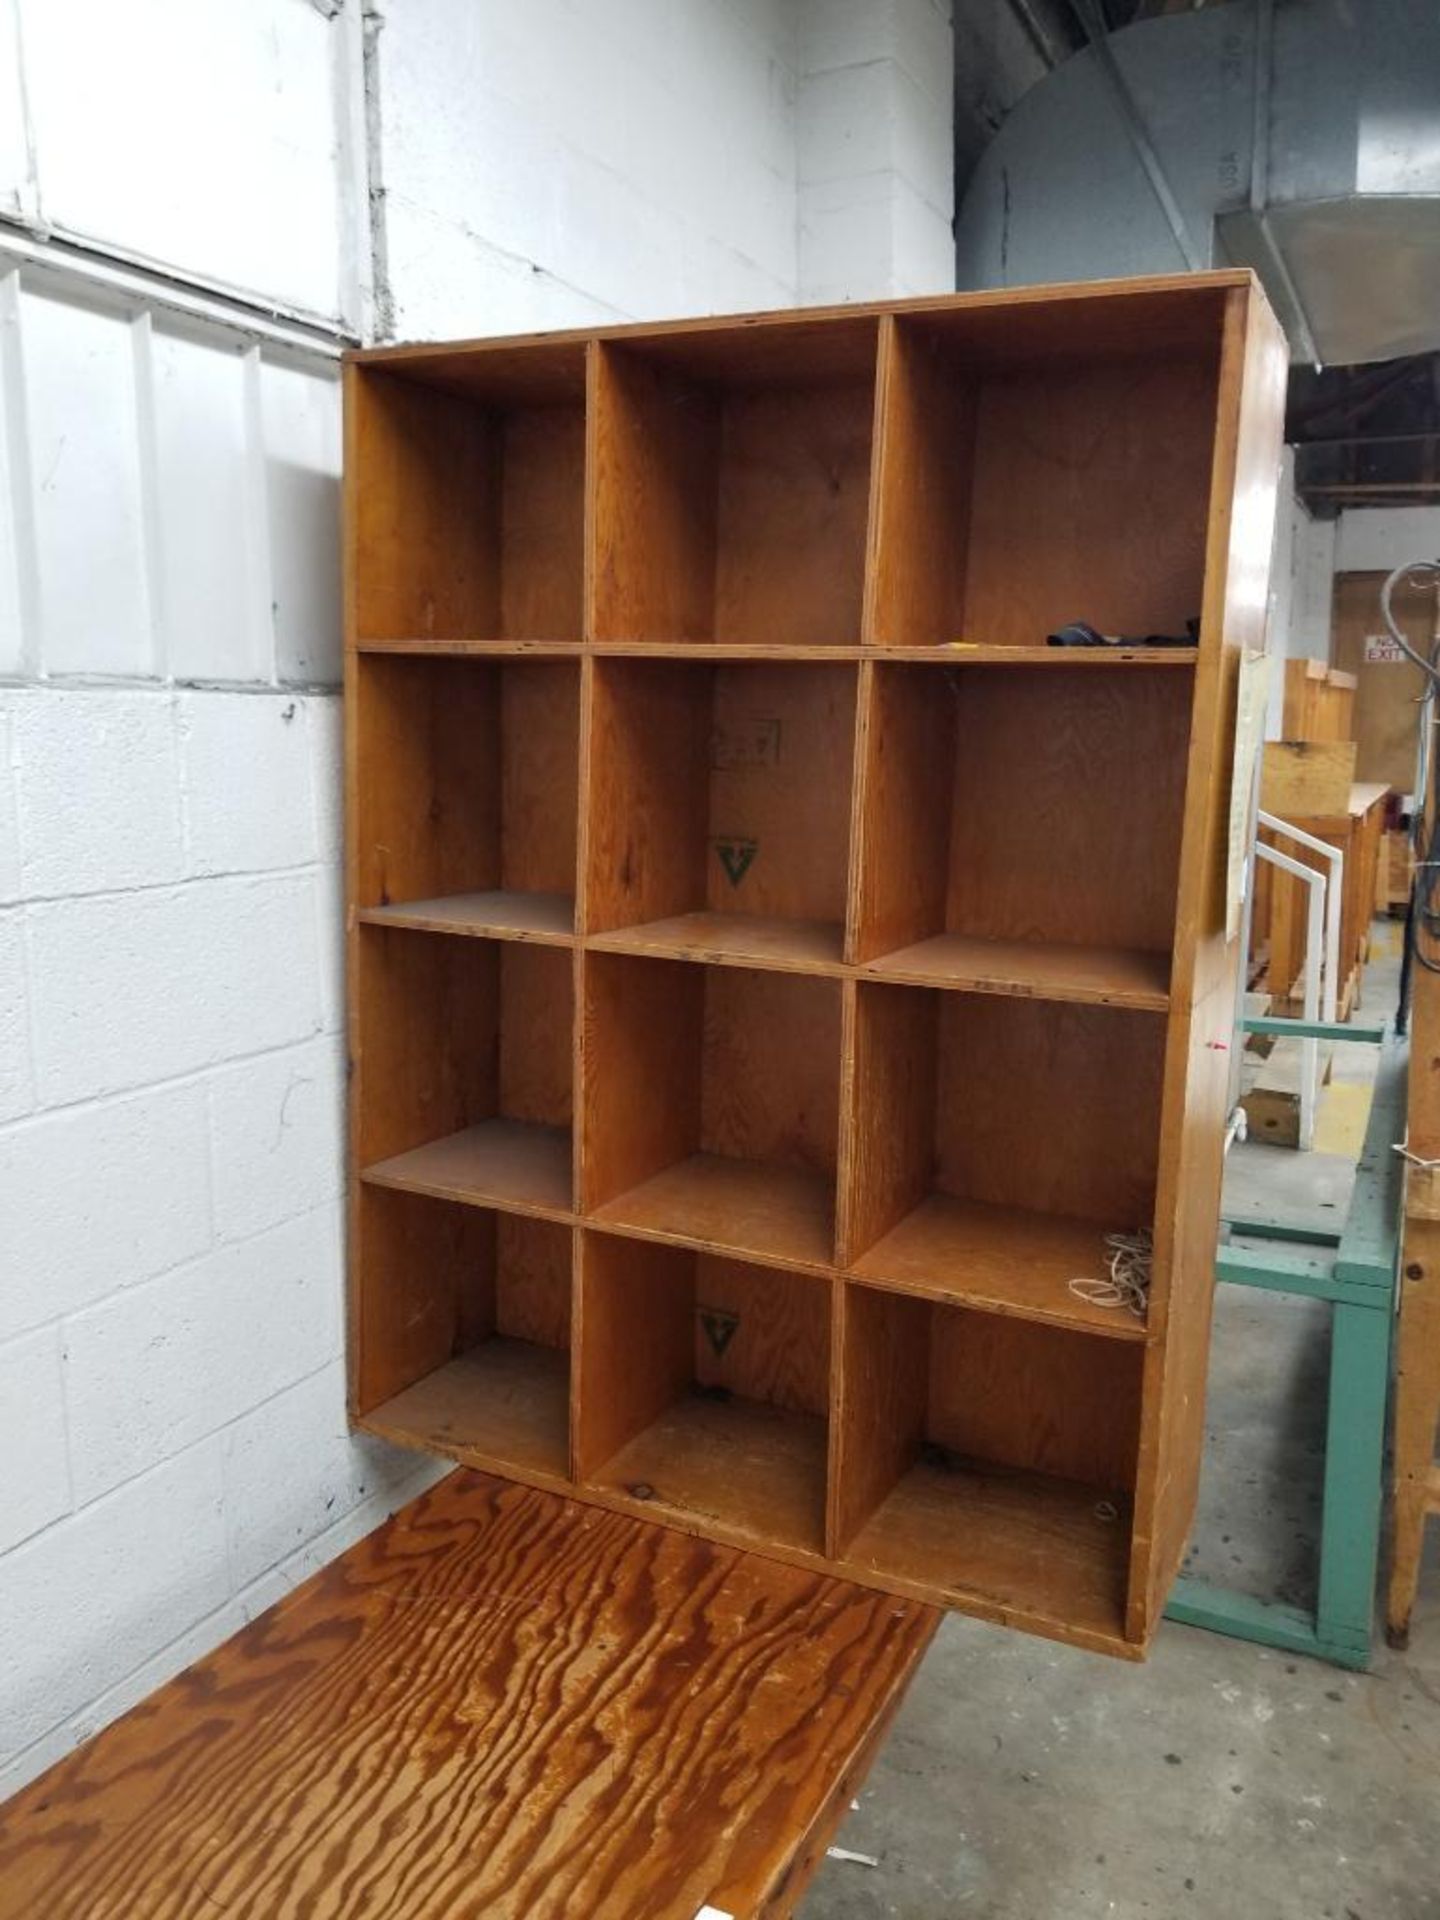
[714, 836, 757, 885]
[697, 1305, 739, 1357]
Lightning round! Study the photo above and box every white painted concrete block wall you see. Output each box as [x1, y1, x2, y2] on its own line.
[381, 0, 804, 338]
[0, 264, 424, 1799]
[0, 0, 958, 1798]
[798, 0, 956, 302]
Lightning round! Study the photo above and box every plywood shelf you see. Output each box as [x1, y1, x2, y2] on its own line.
[589, 641, 863, 659]
[592, 1394, 829, 1555]
[591, 1154, 836, 1271]
[862, 934, 1171, 1010]
[360, 889, 575, 945]
[346, 278, 1289, 1658]
[849, 1195, 1149, 1340]
[361, 1341, 571, 1483]
[588, 910, 844, 975]
[355, 638, 584, 657]
[841, 1457, 1131, 1650]
[362, 1119, 573, 1218]
[864, 645, 1199, 666]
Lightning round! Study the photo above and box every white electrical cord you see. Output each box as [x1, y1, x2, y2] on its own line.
[1068, 1230, 1153, 1321]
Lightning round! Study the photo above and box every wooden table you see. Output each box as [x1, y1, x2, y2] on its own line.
[0, 1470, 937, 1919]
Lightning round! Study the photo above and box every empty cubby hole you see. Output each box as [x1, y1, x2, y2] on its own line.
[356, 926, 574, 1217]
[354, 1187, 573, 1483]
[870, 290, 1226, 649]
[854, 661, 1191, 1004]
[582, 954, 842, 1272]
[845, 982, 1165, 1337]
[576, 1234, 831, 1553]
[833, 1283, 1143, 1647]
[350, 342, 587, 643]
[584, 656, 856, 968]
[590, 318, 880, 646]
[354, 653, 580, 942]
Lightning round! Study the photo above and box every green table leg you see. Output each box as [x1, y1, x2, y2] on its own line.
[1315, 1298, 1392, 1664]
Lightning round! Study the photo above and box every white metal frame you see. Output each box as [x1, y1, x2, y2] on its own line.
[1254, 839, 1327, 1149]
[1258, 809, 1346, 1025]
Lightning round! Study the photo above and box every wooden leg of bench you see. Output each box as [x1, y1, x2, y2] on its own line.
[1387, 1217, 1440, 1648]
[1387, 1477, 1430, 1649]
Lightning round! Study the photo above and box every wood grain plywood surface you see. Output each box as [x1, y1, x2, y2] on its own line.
[0, 1472, 937, 1920]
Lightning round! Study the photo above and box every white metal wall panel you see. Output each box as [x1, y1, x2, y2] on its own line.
[16, 0, 350, 325]
[151, 328, 266, 684]
[0, 275, 31, 675]
[23, 288, 153, 679]
[0, 265, 341, 688]
[261, 359, 342, 688]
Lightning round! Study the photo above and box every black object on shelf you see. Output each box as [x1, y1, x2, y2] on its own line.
[1047, 618, 1199, 649]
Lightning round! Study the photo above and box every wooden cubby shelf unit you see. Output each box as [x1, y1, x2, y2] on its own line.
[346, 274, 1289, 1660]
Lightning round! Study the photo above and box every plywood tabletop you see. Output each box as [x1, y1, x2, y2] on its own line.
[0, 1471, 938, 1920]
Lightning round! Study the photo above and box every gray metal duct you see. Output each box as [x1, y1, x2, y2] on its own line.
[955, 0, 1440, 365]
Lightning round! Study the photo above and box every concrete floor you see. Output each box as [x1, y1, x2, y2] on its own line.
[805, 926, 1440, 1920]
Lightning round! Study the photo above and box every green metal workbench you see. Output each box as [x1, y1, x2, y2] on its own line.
[1164, 1016, 1406, 1669]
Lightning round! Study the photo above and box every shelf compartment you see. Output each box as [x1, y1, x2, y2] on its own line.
[588, 910, 843, 975]
[833, 1284, 1141, 1645]
[845, 982, 1164, 1327]
[590, 319, 880, 647]
[350, 342, 587, 644]
[854, 660, 1189, 987]
[870, 296, 1224, 650]
[592, 1156, 835, 1272]
[584, 657, 854, 967]
[353, 1188, 573, 1482]
[863, 645, 1199, 667]
[352, 654, 580, 933]
[582, 954, 841, 1270]
[362, 1118, 572, 1219]
[355, 927, 574, 1216]
[576, 1235, 831, 1552]
[863, 933, 1171, 1011]
[359, 890, 574, 946]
